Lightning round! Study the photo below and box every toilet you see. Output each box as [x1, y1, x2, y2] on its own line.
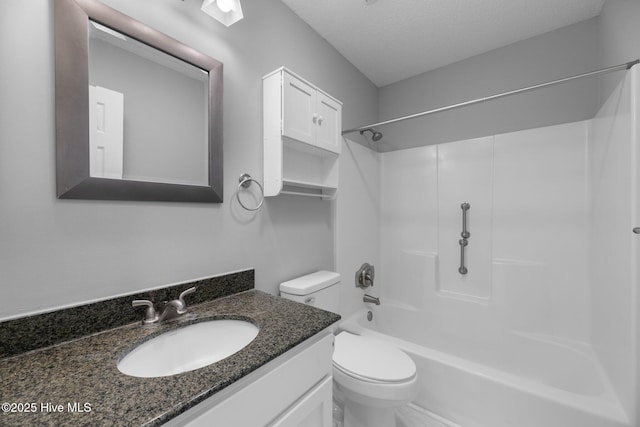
[280, 271, 418, 427]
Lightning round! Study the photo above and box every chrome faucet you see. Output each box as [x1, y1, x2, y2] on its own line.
[363, 294, 380, 305]
[158, 286, 197, 322]
[132, 287, 197, 325]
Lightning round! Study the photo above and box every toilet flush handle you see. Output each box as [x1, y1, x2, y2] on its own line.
[304, 296, 316, 305]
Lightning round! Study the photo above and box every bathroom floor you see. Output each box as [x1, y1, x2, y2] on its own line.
[332, 401, 461, 427]
[396, 404, 461, 427]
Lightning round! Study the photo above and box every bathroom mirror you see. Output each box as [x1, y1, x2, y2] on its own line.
[55, 0, 223, 202]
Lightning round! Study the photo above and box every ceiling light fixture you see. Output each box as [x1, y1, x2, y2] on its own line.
[201, 0, 243, 26]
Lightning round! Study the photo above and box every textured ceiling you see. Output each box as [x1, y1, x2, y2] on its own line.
[279, 0, 606, 87]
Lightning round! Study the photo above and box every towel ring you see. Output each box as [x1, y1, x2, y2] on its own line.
[237, 173, 264, 211]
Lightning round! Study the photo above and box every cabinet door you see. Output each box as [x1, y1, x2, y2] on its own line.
[282, 72, 316, 145]
[269, 377, 333, 427]
[315, 92, 342, 154]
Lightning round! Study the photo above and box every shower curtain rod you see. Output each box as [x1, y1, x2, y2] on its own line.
[342, 59, 640, 136]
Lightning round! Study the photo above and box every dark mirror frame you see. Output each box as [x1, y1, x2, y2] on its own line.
[54, 0, 223, 202]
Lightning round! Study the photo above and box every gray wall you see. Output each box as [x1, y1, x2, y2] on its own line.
[597, 0, 640, 102]
[0, 0, 377, 319]
[374, 0, 640, 153]
[376, 18, 600, 151]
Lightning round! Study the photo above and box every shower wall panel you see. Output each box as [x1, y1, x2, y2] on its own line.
[437, 136, 493, 300]
[492, 121, 590, 341]
[380, 145, 438, 309]
[380, 120, 590, 343]
[589, 68, 636, 421]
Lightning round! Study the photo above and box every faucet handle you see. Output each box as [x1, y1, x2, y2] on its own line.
[132, 300, 159, 324]
[175, 286, 197, 314]
[356, 263, 375, 289]
[179, 286, 196, 301]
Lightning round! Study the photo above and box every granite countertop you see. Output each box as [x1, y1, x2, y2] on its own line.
[0, 290, 340, 427]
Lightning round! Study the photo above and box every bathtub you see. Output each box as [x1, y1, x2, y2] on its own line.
[339, 304, 629, 427]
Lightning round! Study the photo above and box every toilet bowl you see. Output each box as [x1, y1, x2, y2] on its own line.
[332, 331, 418, 427]
[279, 271, 418, 427]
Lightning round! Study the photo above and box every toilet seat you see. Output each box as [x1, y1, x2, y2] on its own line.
[332, 332, 418, 405]
[332, 332, 416, 383]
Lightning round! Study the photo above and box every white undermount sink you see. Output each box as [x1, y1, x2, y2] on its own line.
[117, 319, 259, 378]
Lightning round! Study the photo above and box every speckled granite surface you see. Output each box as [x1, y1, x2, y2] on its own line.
[0, 270, 254, 357]
[0, 290, 340, 427]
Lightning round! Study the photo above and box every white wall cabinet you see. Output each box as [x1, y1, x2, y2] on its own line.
[163, 332, 334, 427]
[281, 71, 341, 154]
[263, 67, 342, 199]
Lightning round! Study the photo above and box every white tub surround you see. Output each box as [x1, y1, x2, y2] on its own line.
[372, 65, 640, 427]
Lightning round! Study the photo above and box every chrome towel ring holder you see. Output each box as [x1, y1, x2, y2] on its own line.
[237, 173, 264, 211]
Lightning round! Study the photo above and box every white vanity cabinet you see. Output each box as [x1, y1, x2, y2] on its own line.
[163, 332, 334, 427]
[263, 68, 342, 199]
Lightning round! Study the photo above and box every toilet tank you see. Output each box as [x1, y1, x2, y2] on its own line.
[279, 271, 341, 313]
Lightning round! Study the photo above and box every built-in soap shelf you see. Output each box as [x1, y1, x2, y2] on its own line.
[263, 67, 342, 200]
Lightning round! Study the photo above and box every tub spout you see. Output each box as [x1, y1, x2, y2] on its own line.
[363, 294, 380, 305]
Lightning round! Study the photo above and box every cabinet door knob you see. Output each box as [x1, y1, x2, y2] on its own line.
[312, 113, 318, 123]
[318, 116, 323, 125]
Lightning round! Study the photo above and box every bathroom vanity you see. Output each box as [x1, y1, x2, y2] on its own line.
[164, 332, 334, 426]
[0, 278, 340, 427]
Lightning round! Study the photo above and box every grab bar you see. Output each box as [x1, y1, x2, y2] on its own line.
[459, 203, 470, 275]
[461, 202, 470, 239]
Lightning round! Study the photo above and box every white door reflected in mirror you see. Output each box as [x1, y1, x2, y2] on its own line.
[89, 85, 124, 179]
